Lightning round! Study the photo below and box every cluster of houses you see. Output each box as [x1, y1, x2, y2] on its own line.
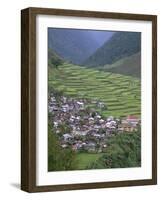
[49, 92, 141, 153]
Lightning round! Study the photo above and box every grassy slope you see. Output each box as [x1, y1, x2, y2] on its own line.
[49, 63, 141, 117]
[76, 153, 105, 170]
[97, 52, 141, 78]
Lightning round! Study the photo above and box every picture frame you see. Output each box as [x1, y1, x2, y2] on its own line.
[21, 7, 157, 192]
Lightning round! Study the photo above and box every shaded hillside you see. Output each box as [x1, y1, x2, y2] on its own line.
[83, 32, 141, 67]
[48, 28, 114, 64]
[96, 52, 141, 78]
[48, 48, 64, 68]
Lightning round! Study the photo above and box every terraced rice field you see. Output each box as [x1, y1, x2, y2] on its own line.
[49, 63, 141, 117]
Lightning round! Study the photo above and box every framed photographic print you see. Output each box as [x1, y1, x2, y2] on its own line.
[21, 7, 157, 192]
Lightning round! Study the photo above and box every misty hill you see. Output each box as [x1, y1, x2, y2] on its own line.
[97, 52, 141, 78]
[48, 28, 114, 64]
[83, 32, 141, 67]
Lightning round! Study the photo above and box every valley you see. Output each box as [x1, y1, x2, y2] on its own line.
[48, 29, 141, 171]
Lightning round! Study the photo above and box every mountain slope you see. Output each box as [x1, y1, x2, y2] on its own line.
[48, 28, 114, 64]
[83, 32, 141, 67]
[48, 48, 64, 68]
[106, 52, 141, 78]
[96, 52, 141, 78]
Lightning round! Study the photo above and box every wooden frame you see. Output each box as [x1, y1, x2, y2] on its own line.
[21, 7, 157, 192]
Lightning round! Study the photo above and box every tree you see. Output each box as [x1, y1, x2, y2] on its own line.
[86, 130, 141, 169]
[48, 48, 63, 69]
[51, 56, 62, 68]
[48, 123, 77, 171]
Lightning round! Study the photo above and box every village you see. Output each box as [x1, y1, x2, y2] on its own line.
[48, 91, 141, 153]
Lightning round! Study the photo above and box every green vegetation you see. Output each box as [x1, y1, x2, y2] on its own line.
[48, 123, 77, 171]
[49, 63, 141, 117]
[49, 123, 141, 170]
[76, 153, 105, 170]
[48, 28, 104, 64]
[95, 52, 141, 78]
[48, 48, 64, 69]
[49, 122, 141, 170]
[87, 130, 141, 169]
[84, 32, 141, 67]
[48, 29, 141, 171]
[48, 60, 141, 171]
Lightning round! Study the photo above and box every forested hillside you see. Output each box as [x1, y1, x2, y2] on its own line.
[84, 32, 141, 66]
[48, 28, 113, 64]
[48, 48, 64, 68]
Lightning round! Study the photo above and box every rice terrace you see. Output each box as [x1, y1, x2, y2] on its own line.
[48, 28, 141, 171]
[49, 63, 141, 118]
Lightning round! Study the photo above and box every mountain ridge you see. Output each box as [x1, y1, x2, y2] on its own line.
[48, 28, 114, 64]
[83, 32, 141, 67]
